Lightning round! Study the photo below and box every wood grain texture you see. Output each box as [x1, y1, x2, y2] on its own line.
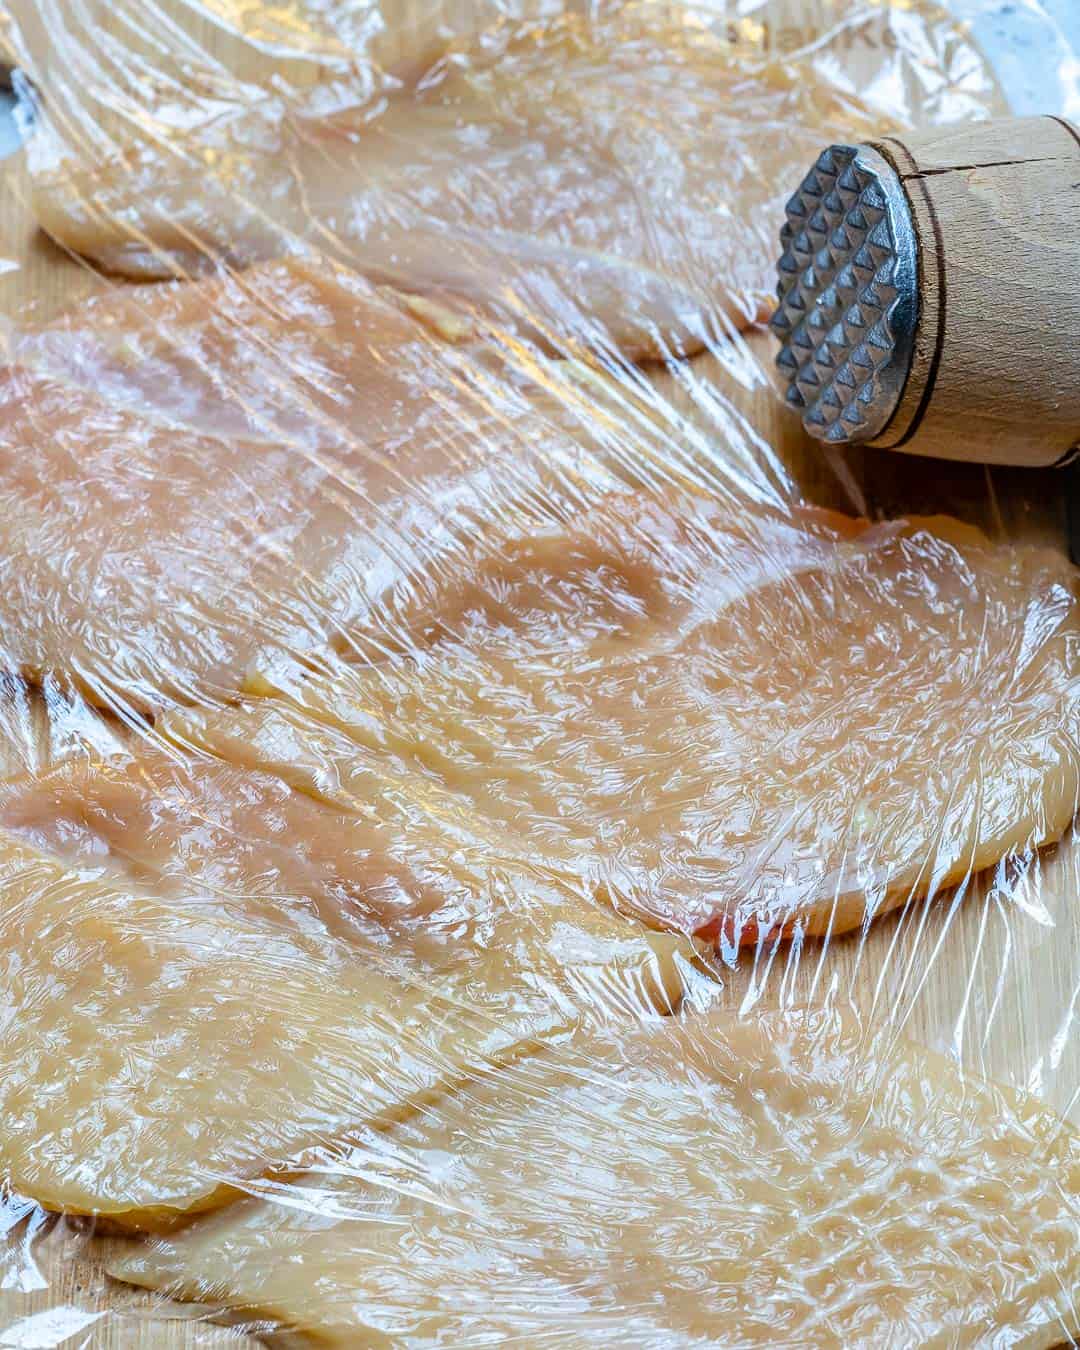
[869, 115, 1080, 467]
[0, 2, 1076, 1342]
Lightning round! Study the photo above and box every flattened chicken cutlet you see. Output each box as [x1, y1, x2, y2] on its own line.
[0, 258, 620, 708]
[166, 489, 1080, 948]
[0, 741, 691, 1225]
[28, 10, 885, 358]
[110, 1006, 1080, 1347]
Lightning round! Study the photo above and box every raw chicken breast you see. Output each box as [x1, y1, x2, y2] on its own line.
[9, 257, 482, 442]
[171, 490, 1080, 948]
[0, 259, 618, 708]
[27, 10, 885, 358]
[0, 743, 691, 1224]
[109, 1005, 1080, 1347]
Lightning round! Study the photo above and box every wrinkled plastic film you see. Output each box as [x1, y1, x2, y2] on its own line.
[0, 1, 1077, 1345]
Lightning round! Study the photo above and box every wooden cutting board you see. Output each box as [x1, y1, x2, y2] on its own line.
[0, 86, 1077, 1350]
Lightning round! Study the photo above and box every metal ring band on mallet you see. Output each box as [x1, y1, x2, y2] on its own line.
[771, 115, 1080, 469]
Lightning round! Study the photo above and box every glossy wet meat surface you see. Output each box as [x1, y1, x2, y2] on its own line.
[28, 11, 884, 358]
[171, 491, 1080, 948]
[110, 1006, 1080, 1346]
[0, 259, 617, 707]
[0, 743, 689, 1224]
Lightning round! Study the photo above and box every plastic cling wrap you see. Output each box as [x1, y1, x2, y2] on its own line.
[0, 1, 1077, 1346]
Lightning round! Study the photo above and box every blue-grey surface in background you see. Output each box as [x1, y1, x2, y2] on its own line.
[959, 0, 1080, 117]
[0, 89, 19, 160]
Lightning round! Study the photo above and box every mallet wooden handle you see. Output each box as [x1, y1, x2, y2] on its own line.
[771, 116, 1080, 468]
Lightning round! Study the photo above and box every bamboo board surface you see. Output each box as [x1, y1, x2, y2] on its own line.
[0, 27, 1078, 1347]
